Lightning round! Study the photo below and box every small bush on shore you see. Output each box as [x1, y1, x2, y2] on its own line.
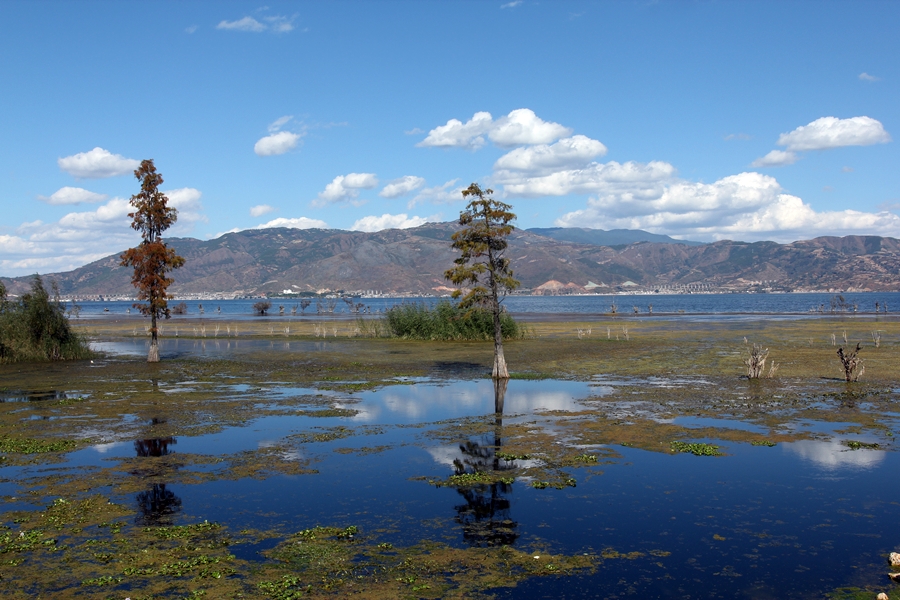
[0, 276, 93, 363]
[382, 300, 523, 341]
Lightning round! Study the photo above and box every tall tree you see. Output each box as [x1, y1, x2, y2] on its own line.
[120, 159, 185, 362]
[444, 183, 520, 379]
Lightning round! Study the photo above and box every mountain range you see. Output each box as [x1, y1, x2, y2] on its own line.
[3, 224, 899, 297]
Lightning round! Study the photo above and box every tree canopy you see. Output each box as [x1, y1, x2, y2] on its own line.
[120, 159, 185, 362]
[444, 183, 520, 378]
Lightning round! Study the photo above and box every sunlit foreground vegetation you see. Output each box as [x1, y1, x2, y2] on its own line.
[0, 276, 92, 364]
[0, 314, 898, 597]
[375, 300, 524, 340]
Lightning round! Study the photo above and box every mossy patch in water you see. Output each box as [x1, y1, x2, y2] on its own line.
[670, 441, 724, 456]
[0, 435, 80, 454]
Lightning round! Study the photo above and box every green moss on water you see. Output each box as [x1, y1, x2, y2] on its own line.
[670, 441, 723, 456]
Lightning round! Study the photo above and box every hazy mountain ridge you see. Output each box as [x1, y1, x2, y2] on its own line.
[3, 225, 899, 296]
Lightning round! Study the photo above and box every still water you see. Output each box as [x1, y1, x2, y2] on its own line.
[69, 291, 900, 320]
[9, 374, 895, 597]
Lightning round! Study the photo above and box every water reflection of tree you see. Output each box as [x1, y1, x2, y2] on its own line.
[452, 379, 519, 547]
[135, 484, 182, 526]
[133, 437, 182, 525]
[134, 436, 176, 457]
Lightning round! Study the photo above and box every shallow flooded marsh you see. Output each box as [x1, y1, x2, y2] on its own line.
[1, 317, 899, 598]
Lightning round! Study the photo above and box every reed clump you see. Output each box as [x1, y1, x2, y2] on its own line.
[379, 300, 524, 341]
[0, 276, 92, 363]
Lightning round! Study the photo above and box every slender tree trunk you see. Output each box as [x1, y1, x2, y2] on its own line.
[148, 312, 159, 363]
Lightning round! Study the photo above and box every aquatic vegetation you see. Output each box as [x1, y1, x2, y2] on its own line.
[382, 300, 524, 341]
[843, 440, 880, 450]
[670, 440, 723, 456]
[0, 435, 79, 454]
[751, 439, 778, 447]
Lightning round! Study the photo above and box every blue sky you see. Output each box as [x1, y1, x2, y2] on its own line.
[1, 0, 898, 276]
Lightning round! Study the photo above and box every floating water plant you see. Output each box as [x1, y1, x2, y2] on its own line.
[670, 440, 723, 456]
[843, 440, 880, 450]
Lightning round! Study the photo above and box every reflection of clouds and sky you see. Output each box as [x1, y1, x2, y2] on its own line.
[347, 379, 597, 424]
[783, 439, 886, 471]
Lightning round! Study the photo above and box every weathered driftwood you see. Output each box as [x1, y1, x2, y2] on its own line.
[744, 343, 770, 378]
[837, 343, 865, 382]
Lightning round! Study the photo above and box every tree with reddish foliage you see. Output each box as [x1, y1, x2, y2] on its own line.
[120, 160, 185, 362]
[444, 183, 520, 379]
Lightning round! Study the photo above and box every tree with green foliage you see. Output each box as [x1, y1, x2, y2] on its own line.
[444, 183, 520, 379]
[120, 159, 185, 362]
[0, 275, 92, 363]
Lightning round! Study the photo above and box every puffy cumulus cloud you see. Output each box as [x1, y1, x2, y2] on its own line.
[379, 175, 425, 198]
[58, 147, 140, 178]
[254, 217, 328, 230]
[417, 108, 570, 150]
[37, 186, 108, 205]
[162, 188, 207, 233]
[2, 188, 207, 276]
[408, 179, 467, 208]
[350, 213, 428, 232]
[751, 150, 798, 168]
[553, 170, 900, 243]
[776, 116, 891, 151]
[488, 109, 572, 147]
[313, 173, 378, 206]
[494, 135, 607, 176]
[250, 204, 276, 217]
[417, 111, 493, 150]
[254, 131, 303, 156]
[498, 160, 675, 198]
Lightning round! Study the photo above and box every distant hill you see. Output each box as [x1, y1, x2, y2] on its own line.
[526, 227, 704, 247]
[2, 223, 899, 296]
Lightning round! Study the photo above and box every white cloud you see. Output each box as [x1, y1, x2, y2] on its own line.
[858, 72, 880, 82]
[776, 116, 891, 151]
[494, 135, 607, 176]
[163, 188, 207, 233]
[254, 131, 302, 156]
[498, 159, 675, 198]
[314, 173, 378, 206]
[724, 133, 752, 141]
[751, 149, 798, 168]
[417, 111, 493, 150]
[404, 127, 425, 135]
[58, 147, 141, 179]
[216, 16, 266, 32]
[488, 108, 572, 147]
[37, 186, 108, 205]
[255, 217, 328, 230]
[350, 213, 428, 232]
[553, 169, 900, 243]
[268, 115, 293, 132]
[250, 204, 276, 217]
[408, 179, 466, 208]
[379, 176, 426, 198]
[185, 25, 198, 34]
[217, 14, 295, 33]
[417, 108, 571, 150]
[501, 0, 523, 7]
[1, 187, 207, 276]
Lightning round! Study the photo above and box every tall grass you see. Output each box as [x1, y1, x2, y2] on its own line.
[0, 276, 93, 363]
[378, 300, 523, 341]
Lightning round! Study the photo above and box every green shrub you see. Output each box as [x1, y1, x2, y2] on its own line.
[0, 276, 92, 363]
[381, 300, 523, 341]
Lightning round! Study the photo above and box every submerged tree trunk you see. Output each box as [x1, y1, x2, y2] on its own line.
[148, 313, 160, 363]
[491, 296, 509, 379]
